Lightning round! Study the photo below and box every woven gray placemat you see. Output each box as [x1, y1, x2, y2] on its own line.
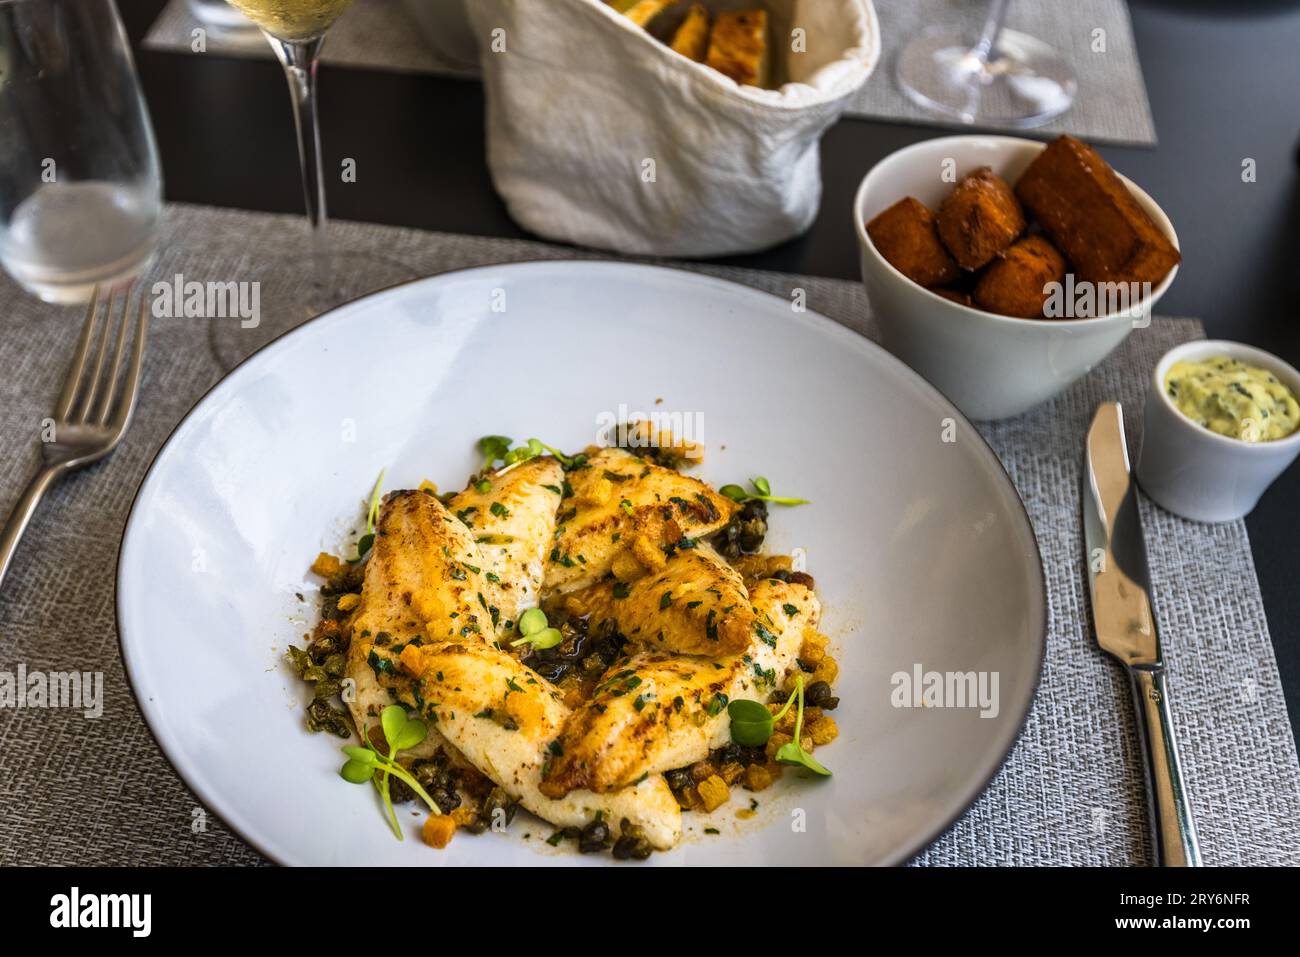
[0, 203, 1295, 865]
[144, 0, 1156, 146]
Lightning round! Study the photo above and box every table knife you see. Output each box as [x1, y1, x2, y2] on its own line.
[1082, 401, 1201, 866]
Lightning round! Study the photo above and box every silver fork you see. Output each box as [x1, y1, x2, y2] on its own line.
[0, 283, 149, 594]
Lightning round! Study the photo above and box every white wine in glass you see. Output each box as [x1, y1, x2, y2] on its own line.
[225, 0, 353, 40]
[213, 0, 415, 367]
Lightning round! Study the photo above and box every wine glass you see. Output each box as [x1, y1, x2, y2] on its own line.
[0, 0, 162, 304]
[216, 0, 416, 366]
[895, 0, 1076, 129]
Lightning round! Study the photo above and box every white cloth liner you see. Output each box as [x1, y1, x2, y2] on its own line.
[469, 0, 880, 256]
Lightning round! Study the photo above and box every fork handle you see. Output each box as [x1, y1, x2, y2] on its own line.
[0, 464, 67, 597]
[1129, 667, 1202, 866]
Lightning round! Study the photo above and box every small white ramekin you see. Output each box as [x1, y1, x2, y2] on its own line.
[1137, 340, 1300, 523]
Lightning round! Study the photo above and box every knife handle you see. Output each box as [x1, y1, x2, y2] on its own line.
[1129, 667, 1201, 866]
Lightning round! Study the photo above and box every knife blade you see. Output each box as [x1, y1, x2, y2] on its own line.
[1083, 401, 1201, 866]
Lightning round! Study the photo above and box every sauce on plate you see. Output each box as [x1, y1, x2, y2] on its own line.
[1164, 356, 1299, 442]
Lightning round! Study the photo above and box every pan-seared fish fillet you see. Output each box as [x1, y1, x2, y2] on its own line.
[545, 448, 737, 593]
[541, 578, 819, 796]
[562, 543, 754, 656]
[448, 457, 564, 631]
[399, 640, 682, 849]
[346, 489, 497, 739]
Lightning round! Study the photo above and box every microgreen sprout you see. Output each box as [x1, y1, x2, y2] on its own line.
[477, 435, 586, 471]
[773, 675, 830, 776]
[509, 607, 564, 650]
[351, 469, 386, 562]
[719, 476, 810, 507]
[339, 704, 441, 840]
[727, 675, 829, 776]
[478, 435, 512, 470]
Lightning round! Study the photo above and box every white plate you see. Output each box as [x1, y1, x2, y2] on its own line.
[117, 262, 1046, 866]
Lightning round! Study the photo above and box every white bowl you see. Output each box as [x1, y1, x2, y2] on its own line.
[853, 135, 1180, 421]
[1137, 340, 1300, 523]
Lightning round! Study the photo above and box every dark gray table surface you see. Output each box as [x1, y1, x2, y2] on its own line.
[117, 0, 1300, 732]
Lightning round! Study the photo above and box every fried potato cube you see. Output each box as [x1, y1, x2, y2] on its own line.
[765, 731, 792, 760]
[973, 235, 1067, 318]
[1015, 135, 1180, 286]
[621, 0, 673, 29]
[706, 10, 769, 87]
[450, 806, 479, 828]
[808, 716, 839, 747]
[720, 761, 746, 785]
[579, 477, 614, 507]
[866, 197, 960, 288]
[611, 547, 649, 582]
[743, 763, 778, 791]
[689, 759, 719, 782]
[421, 813, 456, 849]
[748, 764, 774, 790]
[670, 3, 710, 62]
[799, 631, 829, 665]
[812, 654, 839, 687]
[630, 533, 667, 573]
[937, 167, 1026, 270]
[697, 774, 730, 812]
[310, 552, 341, 578]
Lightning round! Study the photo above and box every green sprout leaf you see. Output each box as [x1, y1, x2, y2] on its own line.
[340, 759, 374, 784]
[510, 608, 564, 650]
[772, 675, 831, 777]
[479, 435, 512, 470]
[348, 469, 387, 563]
[365, 469, 386, 534]
[720, 477, 809, 507]
[341, 705, 441, 841]
[726, 699, 775, 746]
[774, 741, 831, 776]
[517, 607, 547, 637]
[380, 704, 407, 748]
[524, 627, 563, 650]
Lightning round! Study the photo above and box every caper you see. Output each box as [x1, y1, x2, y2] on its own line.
[578, 818, 611, 853]
[432, 788, 461, 814]
[806, 681, 838, 710]
[665, 768, 692, 792]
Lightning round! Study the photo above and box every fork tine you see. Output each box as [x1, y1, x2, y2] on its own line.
[54, 285, 104, 422]
[77, 280, 132, 424]
[109, 294, 149, 434]
[93, 285, 136, 425]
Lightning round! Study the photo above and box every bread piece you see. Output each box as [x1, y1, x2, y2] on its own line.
[937, 167, 1026, 270]
[705, 9, 769, 87]
[621, 0, 673, 28]
[866, 197, 960, 288]
[670, 3, 710, 62]
[1015, 135, 1180, 287]
[973, 235, 1066, 318]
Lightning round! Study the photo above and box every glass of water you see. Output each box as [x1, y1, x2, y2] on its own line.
[0, 0, 163, 304]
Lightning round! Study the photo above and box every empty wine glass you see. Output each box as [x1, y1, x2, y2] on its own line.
[895, 0, 1076, 128]
[0, 0, 163, 304]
